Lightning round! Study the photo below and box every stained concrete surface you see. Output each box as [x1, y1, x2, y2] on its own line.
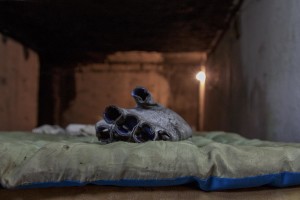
[239, 0, 300, 142]
[205, 0, 300, 142]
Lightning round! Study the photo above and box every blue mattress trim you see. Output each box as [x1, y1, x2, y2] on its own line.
[17, 171, 300, 191]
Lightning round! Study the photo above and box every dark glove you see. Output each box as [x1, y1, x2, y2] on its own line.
[95, 87, 192, 143]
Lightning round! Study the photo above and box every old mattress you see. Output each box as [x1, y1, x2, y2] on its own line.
[0, 131, 300, 191]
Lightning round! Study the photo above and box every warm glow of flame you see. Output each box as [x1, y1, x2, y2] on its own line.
[196, 71, 206, 82]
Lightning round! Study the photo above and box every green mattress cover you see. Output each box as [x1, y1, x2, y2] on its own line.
[0, 131, 300, 190]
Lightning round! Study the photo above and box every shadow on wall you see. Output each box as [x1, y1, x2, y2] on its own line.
[205, 16, 271, 140]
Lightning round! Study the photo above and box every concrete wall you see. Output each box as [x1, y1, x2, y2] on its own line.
[205, 0, 300, 142]
[0, 33, 39, 131]
[205, 22, 242, 134]
[47, 52, 205, 130]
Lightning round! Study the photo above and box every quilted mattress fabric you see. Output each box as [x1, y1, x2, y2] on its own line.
[0, 131, 300, 191]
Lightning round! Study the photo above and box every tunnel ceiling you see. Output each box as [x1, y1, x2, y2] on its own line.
[0, 0, 238, 62]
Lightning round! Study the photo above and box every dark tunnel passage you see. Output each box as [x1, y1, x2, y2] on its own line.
[2, 0, 300, 142]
